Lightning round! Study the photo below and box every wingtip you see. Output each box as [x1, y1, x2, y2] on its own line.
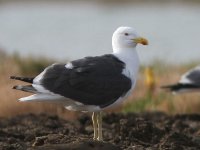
[12, 85, 17, 89]
[160, 85, 173, 89]
[160, 85, 174, 92]
[160, 84, 180, 93]
[10, 76, 15, 79]
[12, 85, 22, 90]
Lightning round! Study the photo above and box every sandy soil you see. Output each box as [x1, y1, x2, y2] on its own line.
[0, 112, 200, 150]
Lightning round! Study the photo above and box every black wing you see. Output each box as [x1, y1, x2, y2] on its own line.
[183, 67, 200, 85]
[40, 54, 132, 108]
[161, 83, 200, 92]
[10, 76, 34, 83]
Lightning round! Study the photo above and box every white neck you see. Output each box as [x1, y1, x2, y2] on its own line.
[113, 47, 140, 82]
[113, 47, 139, 64]
[113, 46, 136, 54]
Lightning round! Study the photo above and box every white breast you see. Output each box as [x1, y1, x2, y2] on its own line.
[103, 50, 140, 110]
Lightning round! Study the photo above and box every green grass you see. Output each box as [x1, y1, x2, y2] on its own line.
[1, 49, 200, 116]
[123, 97, 152, 113]
[12, 52, 54, 76]
[123, 92, 175, 113]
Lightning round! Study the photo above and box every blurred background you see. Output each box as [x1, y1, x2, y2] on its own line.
[0, 0, 200, 119]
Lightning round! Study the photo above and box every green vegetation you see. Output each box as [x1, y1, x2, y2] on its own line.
[12, 53, 53, 76]
[123, 95, 153, 113]
[0, 49, 200, 117]
[123, 93, 175, 113]
[122, 59, 200, 114]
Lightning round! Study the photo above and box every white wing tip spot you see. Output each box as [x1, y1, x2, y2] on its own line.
[65, 63, 74, 69]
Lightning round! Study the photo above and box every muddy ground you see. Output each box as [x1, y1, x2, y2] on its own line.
[0, 112, 200, 150]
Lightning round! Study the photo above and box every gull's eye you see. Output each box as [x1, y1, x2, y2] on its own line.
[124, 33, 129, 36]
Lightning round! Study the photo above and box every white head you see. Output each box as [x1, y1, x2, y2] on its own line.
[112, 26, 148, 53]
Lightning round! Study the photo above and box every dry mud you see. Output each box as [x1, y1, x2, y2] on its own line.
[0, 112, 200, 150]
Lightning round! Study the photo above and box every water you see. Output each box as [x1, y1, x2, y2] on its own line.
[0, 1, 200, 64]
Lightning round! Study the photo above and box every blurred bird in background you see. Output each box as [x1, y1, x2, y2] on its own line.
[161, 65, 200, 94]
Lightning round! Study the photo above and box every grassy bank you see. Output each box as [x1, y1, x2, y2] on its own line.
[123, 60, 200, 114]
[0, 50, 200, 119]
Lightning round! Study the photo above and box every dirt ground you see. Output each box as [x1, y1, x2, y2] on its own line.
[0, 112, 200, 150]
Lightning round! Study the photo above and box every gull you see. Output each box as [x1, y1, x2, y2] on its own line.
[162, 65, 200, 93]
[10, 26, 148, 141]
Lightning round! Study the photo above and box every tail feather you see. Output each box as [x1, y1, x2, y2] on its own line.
[13, 85, 38, 93]
[161, 83, 200, 92]
[10, 76, 34, 83]
[18, 94, 66, 102]
[161, 84, 180, 92]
